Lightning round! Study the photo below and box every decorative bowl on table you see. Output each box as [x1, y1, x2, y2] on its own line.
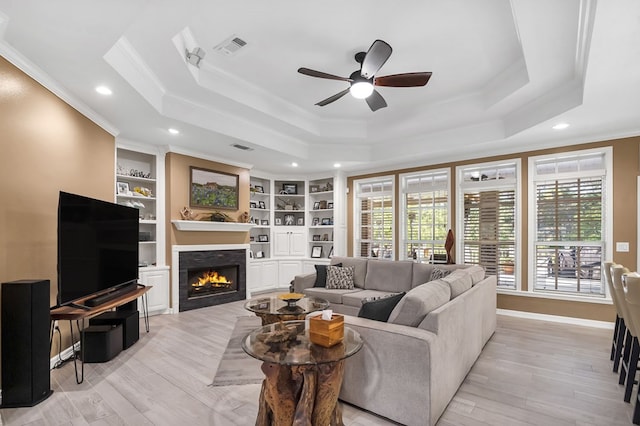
[278, 292, 304, 308]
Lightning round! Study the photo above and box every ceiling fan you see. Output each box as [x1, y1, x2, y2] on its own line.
[298, 39, 432, 112]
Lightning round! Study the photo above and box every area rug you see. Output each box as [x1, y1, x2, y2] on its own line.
[210, 315, 264, 386]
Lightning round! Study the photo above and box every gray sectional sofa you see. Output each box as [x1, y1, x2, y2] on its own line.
[292, 256, 497, 426]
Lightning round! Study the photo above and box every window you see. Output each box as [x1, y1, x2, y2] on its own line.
[400, 169, 450, 263]
[530, 149, 611, 297]
[457, 161, 519, 289]
[354, 177, 394, 259]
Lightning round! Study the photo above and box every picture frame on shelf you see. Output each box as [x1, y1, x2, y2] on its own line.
[311, 246, 323, 258]
[310, 185, 320, 193]
[275, 217, 282, 226]
[319, 200, 327, 209]
[313, 201, 320, 210]
[249, 251, 253, 258]
[255, 185, 264, 193]
[282, 183, 298, 194]
[321, 218, 331, 225]
[256, 251, 265, 259]
[297, 217, 304, 225]
[322, 234, 329, 241]
[250, 202, 257, 208]
[258, 234, 269, 242]
[312, 235, 321, 241]
[261, 219, 269, 226]
[328, 246, 334, 258]
[190, 166, 239, 210]
[258, 201, 266, 209]
[312, 217, 320, 226]
[117, 181, 130, 195]
[327, 202, 334, 209]
[250, 236, 255, 242]
[284, 214, 295, 226]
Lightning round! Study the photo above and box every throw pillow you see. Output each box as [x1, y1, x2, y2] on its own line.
[326, 265, 355, 289]
[358, 292, 406, 322]
[430, 268, 452, 281]
[314, 263, 343, 287]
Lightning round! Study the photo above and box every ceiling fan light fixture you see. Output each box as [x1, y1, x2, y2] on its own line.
[350, 81, 374, 99]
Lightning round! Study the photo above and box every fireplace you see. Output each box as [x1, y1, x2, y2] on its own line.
[176, 247, 247, 312]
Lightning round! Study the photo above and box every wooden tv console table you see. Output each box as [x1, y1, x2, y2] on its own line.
[50, 285, 151, 384]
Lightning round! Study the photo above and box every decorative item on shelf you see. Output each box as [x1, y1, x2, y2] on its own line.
[312, 217, 320, 226]
[117, 182, 130, 195]
[255, 185, 264, 193]
[321, 218, 331, 225]
[297, 217, 304, 226]
[322, 234, 329, 241]
[261, 219, 269, 226]
[328, 246, 334, 258]
[239, 211, 250, 223]
[313, 235, 321, 241]
[133, 186, 152, 197]
[126, 168, 151, 178]
[275, 217, 282, 226]
[208, 211, 235, 222]
[313, 201, 320, 210]
[282, 183, 298, 194]
[258, 234, 269, 242]
[258, 201, 266, 209]
[319, 182, 333, 192]
[311, 246, 323, 258]
[309, 312, 344, 347]
[310, 185, 320, 193]
[319, 200, 327, 209]
[256, 251, 265, 258]
[180, 206, 203, 221]
[250, 202, 257, 208]
[276, 198, 301, 211]
[284, 214, 295, 226]
[327, 202, 333, 209]
[190, 166, 239, 210]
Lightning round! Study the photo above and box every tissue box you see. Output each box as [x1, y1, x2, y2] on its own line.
[309, 314, 344, 347]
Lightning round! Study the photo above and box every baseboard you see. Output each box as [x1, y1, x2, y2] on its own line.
[50, 341, 80, 370]
[497, 309, 615, 330]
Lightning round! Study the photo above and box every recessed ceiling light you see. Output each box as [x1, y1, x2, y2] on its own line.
[334, 163, 341, 168]
[552, 123, 570, 130]
[168, 128, 180, 135]
[291, 162, 299, 167]
[95, 86, 112, 95]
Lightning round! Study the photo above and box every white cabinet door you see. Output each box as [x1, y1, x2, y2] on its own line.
[289, 231, 306, 256]
[278, 260, 302, 288]
[248, 261, 279, 295]
[139, 266, 170, 315]
[273, 230, 306, 257]
[273, 231, 292, 256]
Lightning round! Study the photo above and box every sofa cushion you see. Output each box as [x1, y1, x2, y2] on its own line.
[388, 280, 451, 326]
[314, 263, 342, 287]
[303, 287, 361, 304]
[365, 260, 413, 292]
[466, 265, 486, 285]
[358, 292, 406, 322]
[331, 256, 368, 288]
[441, 269, 473, 298]
[342, 289, 401, 308]
[326, 265, 355, 289]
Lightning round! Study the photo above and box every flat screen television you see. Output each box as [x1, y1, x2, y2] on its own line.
[57, 191, 139, 307]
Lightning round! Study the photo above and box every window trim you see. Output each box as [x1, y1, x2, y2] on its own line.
[527, 146, 613, 300]
[399, 168, 451, 262]
[353, 175, 396, 260]
[456, 159, 522, 291]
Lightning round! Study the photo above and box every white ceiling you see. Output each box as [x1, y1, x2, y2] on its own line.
[0, 0, 639, 175]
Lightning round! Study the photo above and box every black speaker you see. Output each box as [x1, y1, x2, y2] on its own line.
[1, 279, 53, 407]
[90, 310, 139, 349]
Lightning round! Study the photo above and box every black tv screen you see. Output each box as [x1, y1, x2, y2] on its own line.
[57, 191, 139, 306]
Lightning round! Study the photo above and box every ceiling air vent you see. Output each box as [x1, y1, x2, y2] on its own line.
[231, 143, 253, 151]
[215, 36, 247, 56]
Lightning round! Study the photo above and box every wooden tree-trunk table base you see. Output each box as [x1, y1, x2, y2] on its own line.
[256, 312, 307, 326]
[255, 360, 345, 426]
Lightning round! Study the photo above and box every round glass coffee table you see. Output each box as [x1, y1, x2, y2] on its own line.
[244, 295, 329, 325]
[242, 320, 363, 425]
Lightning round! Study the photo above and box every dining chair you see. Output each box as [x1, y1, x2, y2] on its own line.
[605, 261, 625, 372]
[624, 273, 640, 424]
[612, 264, 636, 402]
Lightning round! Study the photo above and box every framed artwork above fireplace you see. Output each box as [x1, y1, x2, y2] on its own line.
[189, 166, 239, 210]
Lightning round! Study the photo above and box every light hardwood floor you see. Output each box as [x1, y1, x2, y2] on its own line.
[0, 299, 635, 426]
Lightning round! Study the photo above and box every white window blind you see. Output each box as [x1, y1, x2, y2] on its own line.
[531, 151, 606, 296]
[354, 177, 394, 259]
[458, 162, 518, 289]
[401, 170, 449, 263]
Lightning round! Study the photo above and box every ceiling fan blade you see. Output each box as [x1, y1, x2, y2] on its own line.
[315, 88, 350, 106]
[375, 72, 432, 87]
[366, 89, 387, 111]
[361, 40, 392, 79]
[298, 67, 352, 82]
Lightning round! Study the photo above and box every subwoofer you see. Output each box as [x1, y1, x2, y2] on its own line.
[1, 279, 53, 407]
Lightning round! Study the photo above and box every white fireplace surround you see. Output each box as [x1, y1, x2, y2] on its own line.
[171, 244, 250, 313]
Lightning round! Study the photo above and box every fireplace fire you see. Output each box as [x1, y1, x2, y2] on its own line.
[177, 248, 247, 312]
